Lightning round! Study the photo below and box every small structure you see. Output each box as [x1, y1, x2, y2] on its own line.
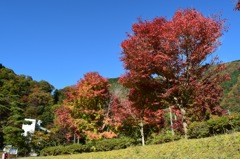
[22, 119, 36, 136]
[2, 145, 18, 159]
[22, 118, 50, 136]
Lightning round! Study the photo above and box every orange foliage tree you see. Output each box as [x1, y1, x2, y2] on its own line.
[55, 72, 116, 141]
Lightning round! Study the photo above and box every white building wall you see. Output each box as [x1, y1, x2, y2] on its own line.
[22, 119, 36, 136]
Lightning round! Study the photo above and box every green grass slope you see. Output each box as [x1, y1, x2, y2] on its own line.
[19, 132, 240, 159]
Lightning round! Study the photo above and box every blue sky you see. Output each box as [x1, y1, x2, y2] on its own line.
[0, 0, 239, 89]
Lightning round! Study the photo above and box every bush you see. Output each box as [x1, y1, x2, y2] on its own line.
[40, 145, 64, 156]
[64, 144, 91, 154]
[188, 114, 240, 139]
[40, 137, 136, 156]
[146, 131, 181, 145]
[229, 113, 240, 131]
[188, 121, 209, 139]
[207, 116, 231, 135]
[92, 137, 136, 152]
[40, 144, 91, 156]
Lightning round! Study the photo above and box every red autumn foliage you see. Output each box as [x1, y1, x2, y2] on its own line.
[235, 0, 240, 11]
[120, 9, 228, 136]
[108, 96, 135, 127]
[109, 95, 164, 131]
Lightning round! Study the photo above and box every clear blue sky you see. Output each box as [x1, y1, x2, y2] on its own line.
[0, 0, 239, 89]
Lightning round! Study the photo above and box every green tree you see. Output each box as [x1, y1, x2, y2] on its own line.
[38, 80, 54, 93]
[53, 87, 71, 104]
[3, 100, 30, 155]
[0, 94, 10, 149]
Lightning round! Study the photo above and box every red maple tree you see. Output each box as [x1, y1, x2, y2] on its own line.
[120, 9, 228, 139]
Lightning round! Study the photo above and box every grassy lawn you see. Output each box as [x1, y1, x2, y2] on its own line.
[19, 132, 240, 159]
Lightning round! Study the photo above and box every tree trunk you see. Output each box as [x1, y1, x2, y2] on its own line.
[174, 97, 188, 139]
[73, 134, 76, 144]
[140, 119, 145, 146]
[181, 108, 188, 139]
[169, 107, 175, 135]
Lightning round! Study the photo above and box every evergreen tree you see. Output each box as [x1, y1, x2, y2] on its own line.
[3, 100, 30, 155]
[0, 94, 10, 149]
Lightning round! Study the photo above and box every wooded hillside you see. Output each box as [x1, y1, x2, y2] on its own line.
[220, 60, 240, 112]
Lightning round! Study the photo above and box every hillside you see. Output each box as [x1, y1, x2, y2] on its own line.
[220, 60, 240, 112]
[0, 64, 55, 150]
[18, 132, 240, 159]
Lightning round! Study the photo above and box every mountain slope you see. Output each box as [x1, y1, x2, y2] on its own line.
[221, 60, 240, 112]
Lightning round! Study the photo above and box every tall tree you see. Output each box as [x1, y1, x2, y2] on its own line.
[23, 80, 54, 127]
[3, 100, 30, 155]
[0, 94, 10, 149]
[55, 72, 116, 141]
[120, 9, 227, 138]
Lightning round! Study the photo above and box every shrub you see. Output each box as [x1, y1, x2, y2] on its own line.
[40, 144, 91, 156]
[229, 113, 240, 131]
[146, 131, 181, 145]
[40, 145, 64, 156]
[207, 116, 231, 135]
[40, 137, 136, 156]
[188, 114, 240, 139]
[188, 121, 209, 139]
[92, 137, 136, 152]
[64, 144, 91, 154]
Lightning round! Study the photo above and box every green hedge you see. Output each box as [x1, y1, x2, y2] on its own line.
[92, 137, 136, 151]
[40, 137, 136, 156]
[146, 131, 181, 145]
[188, 121, 209, 139]
[188, 114, 240, 139]
[207, 116, 231, 134]
[40, 144, 91, 156]
[40, 145, 63, 156]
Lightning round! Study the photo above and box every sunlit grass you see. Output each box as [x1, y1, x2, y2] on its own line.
[19, 132, 240, 159]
